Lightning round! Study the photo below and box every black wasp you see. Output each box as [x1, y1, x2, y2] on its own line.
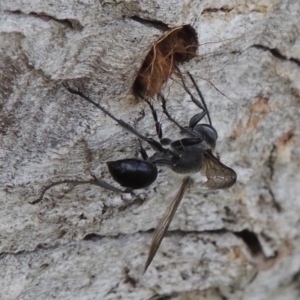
[34, 68, 236, 272]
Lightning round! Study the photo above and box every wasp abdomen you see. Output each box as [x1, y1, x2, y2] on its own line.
[107, 159, 158, 189]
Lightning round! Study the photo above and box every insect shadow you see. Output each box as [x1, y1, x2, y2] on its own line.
[33, 68, 236, 272]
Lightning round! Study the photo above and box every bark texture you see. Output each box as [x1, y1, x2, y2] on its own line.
[0, 0, 300, 299]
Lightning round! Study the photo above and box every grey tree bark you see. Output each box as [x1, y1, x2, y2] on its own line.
[0, 0, 299, 299]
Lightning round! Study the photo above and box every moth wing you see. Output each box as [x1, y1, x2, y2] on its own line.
[144, 176, 191, 272]
[203, 150, 236, 189]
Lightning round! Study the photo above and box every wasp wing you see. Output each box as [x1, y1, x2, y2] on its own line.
[203, 150, 236, 189]
[144, 176, 191, 273]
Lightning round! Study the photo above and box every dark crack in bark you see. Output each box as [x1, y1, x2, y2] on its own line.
[5, 9, 83, 30]
[202, 6, 234, 14]
[129, 16, 169, 31]
[252, 44, 300, 67]
[265, 145, 282, 212]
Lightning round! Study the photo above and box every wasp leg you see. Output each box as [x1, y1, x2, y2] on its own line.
[158, 92, 185, 132]
[138, 139, 148, 160]
[143, 98, 163, 140]
[143, 97, 173, 145]
[187, 71, 212, 126]
[31, 179, 92, 204]
[64, 84, 167, 154]
[176, 66, 213, 127]
[31, 174, 132, 205]
[158, 93, 204, 140]
[89, 171, 133, 193]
